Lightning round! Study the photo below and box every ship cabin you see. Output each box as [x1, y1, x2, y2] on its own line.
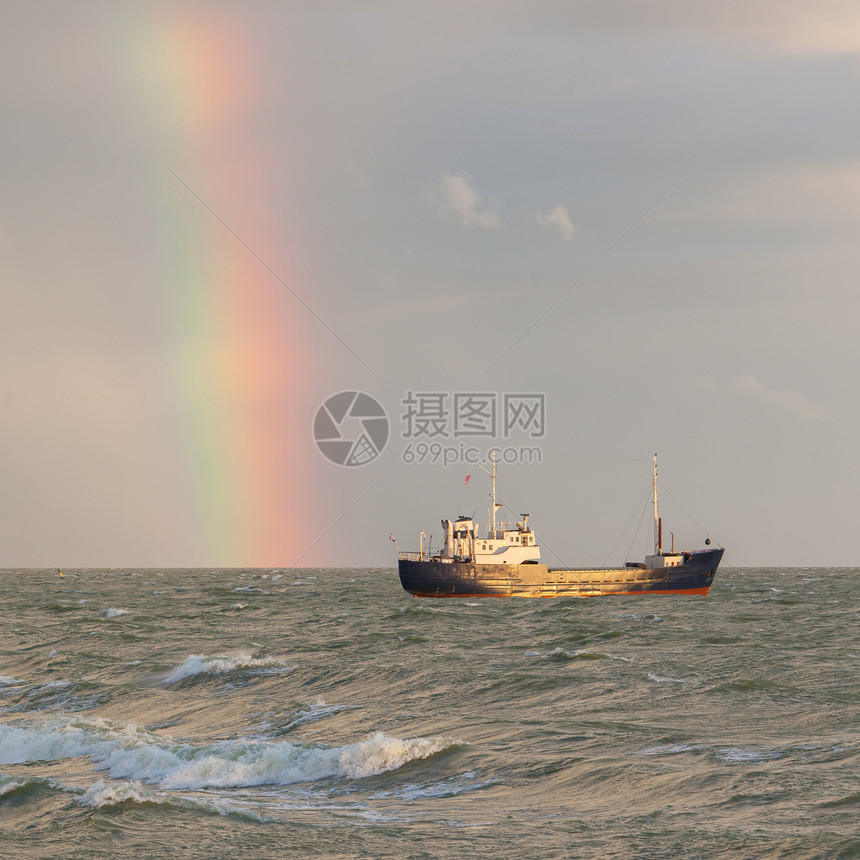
[442, 514, 541, 565]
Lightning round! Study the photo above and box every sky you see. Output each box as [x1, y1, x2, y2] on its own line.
[2, 1, 859, 568]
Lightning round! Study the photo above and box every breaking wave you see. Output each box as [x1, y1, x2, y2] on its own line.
[79, 779, 160, 808]
[163, 653, 293, 684]
[0, 717, 460, 790]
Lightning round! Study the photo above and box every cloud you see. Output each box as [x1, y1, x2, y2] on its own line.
[736, 373, 827, 421]
[435, 172, 502, 230]
[535, 204, 575, 240]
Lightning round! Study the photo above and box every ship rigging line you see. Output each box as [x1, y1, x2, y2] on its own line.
[484, 164, 696, 374]
[602, 481, 653, 568]
[625, 487, 654, 564]
[659, 483, 718, 544]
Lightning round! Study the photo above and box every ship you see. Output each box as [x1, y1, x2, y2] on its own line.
[395, 454, 723, 598]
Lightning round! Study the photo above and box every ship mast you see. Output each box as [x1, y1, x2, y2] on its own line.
[490, 450, 497, 538]
[653, 452, 662, 556]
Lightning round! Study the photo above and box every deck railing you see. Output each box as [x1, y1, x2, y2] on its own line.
[398, 552, 456, 563]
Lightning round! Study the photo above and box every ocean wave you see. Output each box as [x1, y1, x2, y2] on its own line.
[79, 779, 160, 808]
[634, 743, 699, 756]
[0, 771, 67, 801]
[4, 678, 107, 715]
[280, 699, 358, 732]
[550, 647, 609, 660]
[0, 774, 30, 797]
[163, 653, 293, 684]
[648, 673, 694, 684]
[370, 770, 497, 801]
[77, 778, 270, 820]
[0, 717, 460, 790]
[716, 746, 785, 764]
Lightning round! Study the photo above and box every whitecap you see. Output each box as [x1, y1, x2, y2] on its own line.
[716, 746, 783, 764]
[79, 779, 157, 808]
[283, 699, 357, 730]
[547, 647, 611, 660]
[0, 717, 460, 790]
[0, 777, 28, 796]
[634, 743, 698, 756]
[102, 608, 129, 619]
[163, 653, 293, 684]
[648, 673, 692, 684]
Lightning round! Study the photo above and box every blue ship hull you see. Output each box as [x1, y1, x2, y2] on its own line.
[398, 548, 724, 598]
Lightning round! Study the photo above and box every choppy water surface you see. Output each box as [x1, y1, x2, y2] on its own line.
[0, 567, 857, 858]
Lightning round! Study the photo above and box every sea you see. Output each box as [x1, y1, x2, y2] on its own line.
[0, 566, 857, 859]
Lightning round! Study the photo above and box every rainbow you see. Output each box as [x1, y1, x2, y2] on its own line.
[121, 8, 320, 565]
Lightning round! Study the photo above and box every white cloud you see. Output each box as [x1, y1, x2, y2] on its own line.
[435, 172, 502, 230]
[736, 373, 827, 422]
[535, 203, 576, 240]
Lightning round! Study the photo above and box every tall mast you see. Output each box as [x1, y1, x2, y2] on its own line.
[653, 452, 661, 555]
[490, 450, 497, 538]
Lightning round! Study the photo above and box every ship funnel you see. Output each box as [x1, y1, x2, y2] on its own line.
[442, 519, 454, 557]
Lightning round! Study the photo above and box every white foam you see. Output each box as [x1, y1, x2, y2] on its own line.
[0, 676, 22, 686]
[634, 743, 698, 756]
[547, 647, 610, 660]
[0, 777, 27, 796]
[0, 717, 458, 790]
[163, 653, 292, 684]
[102, 608, 129, 619]
[648, 673, 692, 684]
[284, 699, 357, 730]
[80, 779, 156, 808]
[717, 746, 782, 764]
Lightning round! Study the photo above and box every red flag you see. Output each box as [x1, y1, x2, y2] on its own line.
[464, 475, 471, 485]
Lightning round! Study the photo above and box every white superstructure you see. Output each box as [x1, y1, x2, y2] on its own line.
[435, 452, 541, 565]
